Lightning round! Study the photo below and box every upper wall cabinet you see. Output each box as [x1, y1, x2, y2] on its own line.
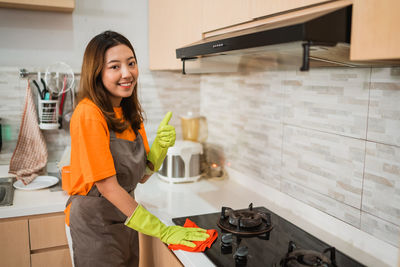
[251, 0, 332, 19]
[149, 0, 202, 70]
[202, 0, 251, 33]
[350, 0, 400, 61]
[0, 0, 74, 12]
[203, 0, 332, 34]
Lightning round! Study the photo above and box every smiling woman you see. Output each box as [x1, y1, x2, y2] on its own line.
[61, 31, 207, 267]
[77, 31, 143, 134]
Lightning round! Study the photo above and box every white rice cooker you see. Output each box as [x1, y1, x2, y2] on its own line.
[157, 140, 203, 183]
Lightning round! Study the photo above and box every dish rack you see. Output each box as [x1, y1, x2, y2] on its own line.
[37, 95, 59, 130]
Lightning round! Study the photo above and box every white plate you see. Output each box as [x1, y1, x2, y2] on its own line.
[13, 176, 59, 190]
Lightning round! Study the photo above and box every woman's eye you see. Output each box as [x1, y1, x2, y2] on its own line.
[129, 61, 136, 67]
[111, 65, 119, 69]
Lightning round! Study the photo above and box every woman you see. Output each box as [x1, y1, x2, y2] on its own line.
[62, 31, 209, 267]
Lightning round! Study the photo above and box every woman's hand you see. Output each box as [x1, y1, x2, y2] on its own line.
[147, 112, 176, 172]
[125, 205, 209, 247]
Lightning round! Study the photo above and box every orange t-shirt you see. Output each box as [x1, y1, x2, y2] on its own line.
[62, 98, 149, 225]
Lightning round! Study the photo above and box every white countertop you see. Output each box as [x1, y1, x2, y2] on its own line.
[0, 164, 398, 267]
[0, 165, 69, 218]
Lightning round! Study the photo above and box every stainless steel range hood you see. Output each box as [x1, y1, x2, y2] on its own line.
[176, 5, 400, 74]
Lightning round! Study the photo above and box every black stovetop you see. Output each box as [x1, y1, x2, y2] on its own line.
[172, 206, 365, 267]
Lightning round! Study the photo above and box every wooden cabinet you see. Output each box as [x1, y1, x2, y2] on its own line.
[31, 248, 72, 267]
[251, 0, 332, 19]
[350, 0, 400, 60]
[202, 0, 332, 34]
[139, 232, 183, 267]
[29, 213, 68, 250]
[202, 0, 251, 33]
[149, 0, 203, 70]
[203, 0, 351, 38]
[0, 0, 74, 12]
[0, 212, 72, 267]
[0, 218, 30, 267]
[0, 213, 182, 267]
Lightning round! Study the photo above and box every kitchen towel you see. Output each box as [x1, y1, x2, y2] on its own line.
[168, 218, 218, 252]
[9, 81, 48, 185]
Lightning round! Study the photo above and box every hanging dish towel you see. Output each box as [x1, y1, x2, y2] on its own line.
[9, 81, 48, 185]
[168, 219, 218, 252]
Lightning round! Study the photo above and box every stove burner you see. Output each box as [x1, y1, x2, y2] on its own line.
[218, 203, 273, 236]
[227, 203, 264, 228]
[281, 241, 337, 267]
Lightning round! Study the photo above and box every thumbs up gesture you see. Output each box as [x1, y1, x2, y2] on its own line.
[156, 112, 176, 148]
[147, 112, 176, 172]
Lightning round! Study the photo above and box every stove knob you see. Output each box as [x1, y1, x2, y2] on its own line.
[221, 233, 233, 245]
[234, 246, 248, 266]
[221, 233, 233, 254]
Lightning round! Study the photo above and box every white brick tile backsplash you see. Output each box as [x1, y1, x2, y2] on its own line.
[1, 65, 399, 247]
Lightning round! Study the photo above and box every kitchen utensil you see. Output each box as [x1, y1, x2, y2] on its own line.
[57, 75, 68, 128]
[158, 140, 203, 183]
[38, 95, 59, 130]
[40, 78, 52, 99]
[32, 80, 44, 99]
[44, 62, 74, 97]
[59, 75, 67, 115]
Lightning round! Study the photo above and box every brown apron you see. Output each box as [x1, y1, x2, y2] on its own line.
[68, 131, 147, 267]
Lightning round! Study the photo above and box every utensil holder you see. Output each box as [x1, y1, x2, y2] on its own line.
[38, 95, 59, 130]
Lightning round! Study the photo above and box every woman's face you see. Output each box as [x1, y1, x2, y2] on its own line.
[101, 44, 138, 107]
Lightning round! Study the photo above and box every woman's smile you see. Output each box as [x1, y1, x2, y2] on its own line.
[118, 80, 134, 89]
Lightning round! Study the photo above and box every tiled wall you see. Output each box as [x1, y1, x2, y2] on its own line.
[200, 67, 400, 247]
[0, 67, 76, 164]
[0, 68, 200, 164]
[1, 66, 399, 248]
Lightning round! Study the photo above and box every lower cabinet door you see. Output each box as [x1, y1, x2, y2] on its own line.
[139, 233, 183, 267]
[0, 218, 30, 267]
[31, 248, 72, 267]
[29, 213, 68, 250]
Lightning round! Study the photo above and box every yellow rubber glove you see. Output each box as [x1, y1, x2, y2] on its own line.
[147, 112, 176, 172]
[125, 205, 209, 247]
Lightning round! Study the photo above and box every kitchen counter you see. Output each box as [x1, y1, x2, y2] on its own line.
[135, 167, 399, 267]
[0, 164, 397, 266]
[0, 165, 69, 219]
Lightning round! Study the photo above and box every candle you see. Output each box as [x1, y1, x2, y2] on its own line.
[210, 163, 222, 177]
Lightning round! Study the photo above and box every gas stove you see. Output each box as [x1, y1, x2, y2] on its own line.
[172, 204, 365, 267]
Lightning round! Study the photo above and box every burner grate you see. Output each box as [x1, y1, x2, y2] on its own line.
[218, 203, 273, 236]
[281, 241, 337, 267]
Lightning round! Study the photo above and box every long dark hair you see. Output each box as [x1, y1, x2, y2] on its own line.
[78, 30, 143, 133]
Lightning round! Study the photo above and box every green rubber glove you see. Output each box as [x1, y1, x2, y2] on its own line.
[125, 205, 209, 247]
[147, 112, 176, 172]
